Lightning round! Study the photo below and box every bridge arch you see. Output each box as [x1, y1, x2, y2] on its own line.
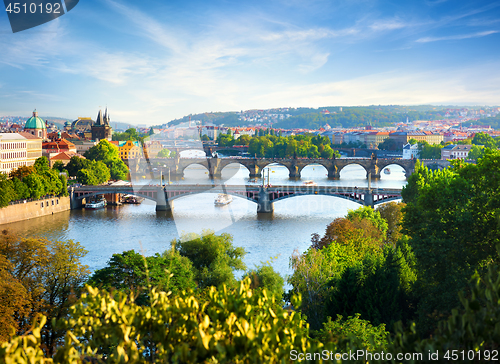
[375, 161, 411, 177]
[337, 162, 370, 179]
[180, 162, 210, 178]
[219, 162, 250, 179]
[297, 163, 329, 179]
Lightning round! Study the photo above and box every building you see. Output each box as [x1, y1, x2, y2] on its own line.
[441, 144, 472, 160]
[0, 132, 42, 174]
[118, 140, 142, 160]
[402, 143, 420, 159]
[72, 140, 98, 155]
[389, 131, 443, 149]
[49, 152, 85, 167]
[364, 132, 389, 149]
[91, 108, 113, 141]
[23, 110, 47, 140]
[143, 140, 163, 159]
[42, 139, 77, 160]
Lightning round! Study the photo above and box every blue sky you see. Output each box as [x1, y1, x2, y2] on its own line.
[0, 0, 499, 125]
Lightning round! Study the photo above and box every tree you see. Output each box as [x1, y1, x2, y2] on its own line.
[76, 169, 97, 185]
[468, 145, 486, 161]
[174, 231, 246, 289]
[88, 249, 196, 305]
[84, 139, 119, 161]
[66, 156, 90, 177]
[9, 166, 34, 181]
[0, 174, 16, 207]
[0, 231, 89, 354]
[378, 138, 398, 151]
[157, 148, 171, 158]
[377, 202, 406, 245]
[402, 151, 500, 333]
[33, 157, 50, 174]
[52, 161, 65, 172]
[244, 264, 284, 300]
[104, 158, 129, 181]
[472, 132, 496, 149]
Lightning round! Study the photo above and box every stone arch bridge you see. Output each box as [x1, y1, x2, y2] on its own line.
[142, 157, 450, 180]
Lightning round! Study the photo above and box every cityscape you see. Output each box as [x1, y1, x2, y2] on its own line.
[1, 0, 500, 361]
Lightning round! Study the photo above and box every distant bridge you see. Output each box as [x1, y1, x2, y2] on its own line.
[137, 156, 451, 180]
[71, 184, 402, 213]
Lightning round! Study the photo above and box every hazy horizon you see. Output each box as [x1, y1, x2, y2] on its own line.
[1, 0, 499, 125]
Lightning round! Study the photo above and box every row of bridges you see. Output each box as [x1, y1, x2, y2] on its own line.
[133, 156, 451, 180]
[71, 184, 403, 213]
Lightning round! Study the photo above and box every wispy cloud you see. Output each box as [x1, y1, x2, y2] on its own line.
[416, 30, 499, 43]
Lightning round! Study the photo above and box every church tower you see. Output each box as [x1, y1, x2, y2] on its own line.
[91, 108, 113, 141]
[24, 110, 47, 139]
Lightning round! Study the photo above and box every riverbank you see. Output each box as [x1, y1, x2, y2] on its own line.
[0, 196, 71, 225]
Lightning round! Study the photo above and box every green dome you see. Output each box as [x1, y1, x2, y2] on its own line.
[25, 110, 46, 129]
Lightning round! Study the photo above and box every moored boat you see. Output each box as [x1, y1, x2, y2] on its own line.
[384, 168, 391, 175]
[302, 180, 318, 186]
[85, 197, 107, 209]
[215, 194, 233, 206]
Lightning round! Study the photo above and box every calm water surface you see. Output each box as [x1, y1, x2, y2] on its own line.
[4, 163, 407, 280]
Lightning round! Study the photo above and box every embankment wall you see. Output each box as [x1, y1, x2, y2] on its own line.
[0, 196, 71, 225]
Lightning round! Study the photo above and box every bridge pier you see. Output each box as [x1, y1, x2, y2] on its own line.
[155, 189, 173, 212]
[328, 167, 340, 179]
[364, 190, 374, 208]
[367, 167, 381, 180]
[69, 188, 83, 209]
[257, 188, 274, 213]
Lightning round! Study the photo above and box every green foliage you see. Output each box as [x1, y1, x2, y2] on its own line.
[34, 156, 50, 174]
[81, 140, 128, 182]
[51, 160, 65, 172]
[112, 128, 146, 143]
[243, 263, 284, 301]
[316, 314, 388, 352]
[0, 173, 16, 207]
[468, 144, 486, 161]
[88, 249, 196, 305]
[472, 131, 496, 148]
[417, 141, 443, 159]
[0, 232, 89, 355]
[325, 245, 417, 330]
[104, 158, 129, 180]
[54, 279, 311, 363]
[402, 151, 500, 333]
[377, 202, 406, 245]
[157, 148, 171, 158]
[347, 206, 388, 238]
[84, 139, 119, 161]
[216, 133, 235, 147]
[378, 137, 399, 151]
[174, 231, 246, 289]
[247, 134, 339, 159]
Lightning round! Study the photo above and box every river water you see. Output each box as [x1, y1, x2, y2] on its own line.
[4, 161, 407, 281]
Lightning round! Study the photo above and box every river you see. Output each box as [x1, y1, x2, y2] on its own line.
[3, 162, 407, 281]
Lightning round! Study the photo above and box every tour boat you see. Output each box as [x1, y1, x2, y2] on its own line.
[302, 180, 318, 186]
[85, 197, 107, 209]
[384, 168, 391, 175]
[214, 194, 233, 206]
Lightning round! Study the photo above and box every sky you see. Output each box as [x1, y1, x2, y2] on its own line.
[0, 0, 499, 125]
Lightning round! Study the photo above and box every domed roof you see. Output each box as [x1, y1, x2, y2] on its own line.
[25, 110, 46, 130]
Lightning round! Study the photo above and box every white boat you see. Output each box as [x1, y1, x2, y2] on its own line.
[215, 194, 233, 206]
[85, 198, 107, 209]
[384, 168, 391, 175]
[302, 180, 318, 186]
